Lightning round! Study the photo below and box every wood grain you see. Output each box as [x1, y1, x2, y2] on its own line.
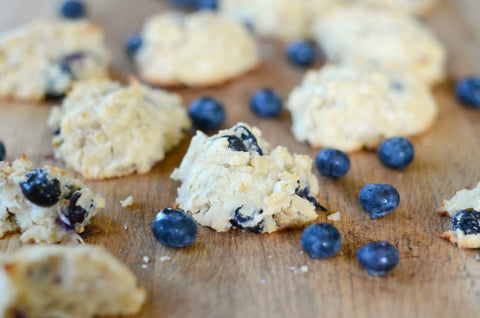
[1, 0, 480, 317]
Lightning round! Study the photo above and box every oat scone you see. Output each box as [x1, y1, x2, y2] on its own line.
[134, 11, 259, 87]
[0, 245, 146, 317]
[171, 123, 325, 233]
[286, 64, 438, 152]
[0, 156, 104, 243]
[0, 19, 109, 102]
[354, 0, 440, 15]
[47, 79, 190, 180]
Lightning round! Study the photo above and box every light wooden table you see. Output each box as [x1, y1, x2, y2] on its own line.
[1, 1, 480, 317]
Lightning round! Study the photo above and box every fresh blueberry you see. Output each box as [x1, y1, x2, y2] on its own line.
[20, 169, 61, 207]
[0, 141, 5, 161]
[378, 137, 414, 169]
[250, 89, 282, 118]
[125, 34, 143, 58]
[189, 97, 225, 131]
[286, 41, 315, 67]
[60, 0, 86, 19]
[357, 241, 399, 276]
[452, 210, 480, 235]
[152, 208, 197, 248]
[455, 77, 480, 108]
[315, 148, 350, 178]
[196, 0, 218, 10]
[359, 183, 400, 219]
[301, 223, 341, 259]
[170, 0, 197, 7]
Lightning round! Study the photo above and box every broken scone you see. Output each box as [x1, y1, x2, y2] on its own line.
[0, 245, 146, 317]
[0, 156, 104, 243]
[171, 123, 325, 233]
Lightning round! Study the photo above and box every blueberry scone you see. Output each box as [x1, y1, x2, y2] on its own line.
[438, 182, 480, 249]
[0, 245, 146, 317]
[133, 11, 259, 87]
[171, 123, 325, 233]
[286, 64, 437, 152]
[355, 0, 440, 15]
[47, 79, 190, 180]
[0, 19, 109, 102]
[312, 7, 446, 86]
[0, 156, 104, 243]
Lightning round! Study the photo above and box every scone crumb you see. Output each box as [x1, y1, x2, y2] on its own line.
[260, 279, 266, 285]
[300, 265, 308, 273]
[475, 253, 480, 261]
[124, 224, 128, 230]
[327, 211, 341, 221]
[141, 264, 148, 269]
[120, 196, 134, 208]
[159, 256, 172, 262]
[142, 256, 150, 264]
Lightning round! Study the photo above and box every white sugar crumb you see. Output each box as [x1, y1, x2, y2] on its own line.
[300, 265, 308, 273]
[299, 251, 304, 254]
[268, 255, 272, 259]
[327, 211, 341, 221]
[475, 253, 480, 261]
[260, 279, 266, 285]
[159, 256, 172, 262]
[141, 264, 148, 269]
[290, 266, 298, 274]
[120, 195, 134, 208]
[142, 256, 150, 263]
[123, 224, 128, 230]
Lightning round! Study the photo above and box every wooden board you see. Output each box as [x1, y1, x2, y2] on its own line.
[1, 0, 480, 317]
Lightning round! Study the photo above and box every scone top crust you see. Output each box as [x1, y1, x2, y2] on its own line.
[354, 0, 440, 15]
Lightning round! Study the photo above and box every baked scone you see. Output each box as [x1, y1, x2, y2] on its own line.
[133, 11, 259, 87]
[286, 64, 437, 152]
[47, 79, 190, 180]
[312, 7, 446, 86]
[0, 245, 146, 317]
[171, 123, 325, 233]
[0, 19, 109, 102]
[0, 156, 104, 243]
[354, 0, 440, 15]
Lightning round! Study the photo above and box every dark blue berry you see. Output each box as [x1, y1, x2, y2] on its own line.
[286, 41, 315, 67]
[170, 0, 197, 7]
[357, 241, 399, 276]
[227, 125, 263, 155]
[250, 89, 282, 118]
[152, 208, 197, 248]
[295, 185, 327, 211]
[452, 210, 480, 235]
[230, 207, 264, 233]
[20, 169, 61, 207]
[0, 141, 5, 161]
[196, 0, 218, 10]
[60, 0, 86, 19]
[455, 77, 480, 108]
[315, 148, 350, 178]
[378, 137, 414, 169]
[189, 97, 225, 131]
[359, 183, 400, 219]
[57, 191, 87, 230]
[301, 223, 341, 259]
[125, 34, 143, 58]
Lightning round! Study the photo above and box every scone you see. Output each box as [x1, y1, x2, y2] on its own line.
[286, 64, 438, 152]
[171, 123, 325, 233]
[0, 245, 146, 317]
[133, 11, 259, 87]
[47, 79, 190, 180]
[0, 156, 104, 243]
[312, 7, 446, 85]
[438, 182, 480, 249]
[0, 19, 109, 102]
[354, 0, 440, 15]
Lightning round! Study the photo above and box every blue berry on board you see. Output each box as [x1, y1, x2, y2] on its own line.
[189, 97, 225, 131]
[60, 0, 86, 19]
[0, 141, 5, 161]
[452, 210, 480, 235]
[357, 241, 399, 276]
[152, 208, 198, 248]
[170, 0, 197, 7]
[378, 137, 414, 169]
[250, 89, 282, 118]
[125, 34, 143, 57]
[286, 41, 315, 67]
[315, 148, 350, 178]
[301, 223, 341, 259]
[196, 0, 218, 10]
[359, 183, 400, 219]
[455, 77, 480, 108]
[20, 169, 61, 207]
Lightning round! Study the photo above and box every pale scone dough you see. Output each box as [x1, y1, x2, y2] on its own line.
[134, 11, 259, 87]
[0, 19, 109, 102]
[0, 156, 105, 243]
[286, 64, 438, 152]
[47, 79, 190, 180]
[354, 0, 440, 15]
[0, 245, 146, 317]
[312, 7, 446, 86]
[171, 123, 325, 233]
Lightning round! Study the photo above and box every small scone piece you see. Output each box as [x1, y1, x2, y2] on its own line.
[286, 64, 437, 152]
[0, 156, 105, 243]
[0, 19, 109, 102]
[134, 11, 259, 87]
[48, 79, 190, 180]
[355, 0, 440, 15]
[171, 123, 325, 233]
[438, 182, 480, 249]
[0, 245, 146, 317]
[312, 7, 446, 85]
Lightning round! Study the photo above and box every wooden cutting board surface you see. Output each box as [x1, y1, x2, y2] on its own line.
[1, 0, 480, 317]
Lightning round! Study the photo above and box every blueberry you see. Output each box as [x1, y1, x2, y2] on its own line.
[250, 89, 282, 118]
[229, 207, 264, 233]
[125, 34, 143, 58]
[378, 137, 414, 169]
[357, 241, 399, 276]
[170, 0, 197, 7]
[56, 191, 87, 230]
[196, 0, 218, 10]
[152, 208, 197, 248]
[455, 77, 480, 108]
[232, 125, 263, 155]
[301, 223, 341, 259]
[359, 183, 400, 219]
[295, 185, 327, 211]
[452, 210, 480, 235]
[189, 97, 225, 131]
[20, 169, 61, 207]
[60, 0, 86, 19]
[286, 41, 315, 67]
[0, 141, 5, 161]
[315, 148, 350, 178]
